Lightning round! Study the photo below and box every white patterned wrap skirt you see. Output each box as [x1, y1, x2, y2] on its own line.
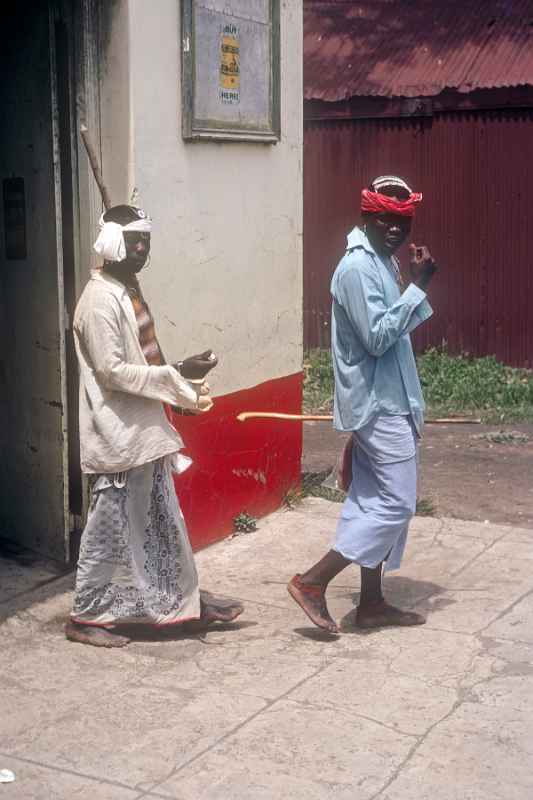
[72, 457, 200, 626]
[334, 414, 418, 572]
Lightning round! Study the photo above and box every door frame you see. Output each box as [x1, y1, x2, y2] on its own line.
[49, 3, 71, 562]
[47, 0, 104, 560]
[73, 0, 105, 540]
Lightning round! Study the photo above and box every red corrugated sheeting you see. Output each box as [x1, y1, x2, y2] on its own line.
[303, 111, 533, 366]
[304, 0, 533, 101]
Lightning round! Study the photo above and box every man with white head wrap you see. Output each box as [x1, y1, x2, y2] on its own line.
[66, 204, 243, 647]
[93, 206, 152, 263]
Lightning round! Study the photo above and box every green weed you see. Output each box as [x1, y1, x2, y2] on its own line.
[471, 430, 529, 445]
[303, 350, 335, 413]
[300, 471, 346, 503]
[303, 346, 533, 422]
[417, 346, 533, 422]
[416, 497, 437, 517]
[233, 512, 258, 534]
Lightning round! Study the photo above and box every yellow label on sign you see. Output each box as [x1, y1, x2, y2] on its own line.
[220, 24, 240, 103]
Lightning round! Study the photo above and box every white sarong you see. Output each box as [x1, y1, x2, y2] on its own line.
[334, 414, 418, 572]
[72, 457, 200, 626]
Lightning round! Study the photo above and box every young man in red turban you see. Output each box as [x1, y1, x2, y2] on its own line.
[289, 176, 437, 634]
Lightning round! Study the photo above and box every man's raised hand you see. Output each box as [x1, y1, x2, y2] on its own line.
[409, 244, 437, 291]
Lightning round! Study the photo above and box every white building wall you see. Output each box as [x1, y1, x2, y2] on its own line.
[124, 0, 303, 397]
[99, 0, 132, 211]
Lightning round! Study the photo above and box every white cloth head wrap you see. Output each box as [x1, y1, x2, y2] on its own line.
[93, 210, 152, 262]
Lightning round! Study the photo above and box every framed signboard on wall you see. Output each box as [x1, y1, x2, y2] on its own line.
[181, 0, 280, 142]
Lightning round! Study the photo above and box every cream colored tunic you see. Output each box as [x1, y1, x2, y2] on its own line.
[74, 270, 199, 474]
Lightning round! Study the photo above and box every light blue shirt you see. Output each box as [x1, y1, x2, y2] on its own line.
[331, 226, 433, 434]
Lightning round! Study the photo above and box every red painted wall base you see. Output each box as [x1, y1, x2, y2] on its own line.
[170, 372, 303, 550]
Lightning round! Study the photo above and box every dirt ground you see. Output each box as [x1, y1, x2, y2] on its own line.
[302, 422, 533, 529]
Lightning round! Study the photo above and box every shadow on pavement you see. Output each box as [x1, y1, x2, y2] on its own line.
[292, 626, 341, 641]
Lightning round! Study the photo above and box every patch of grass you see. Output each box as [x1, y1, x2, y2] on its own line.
[296, 477, 438, 516]
[417, 346, 533, 422]
[303, 346, 533, 423]
[300, 471, 346, 503]
[471, 430, 530, 445]
[233, 512, 258, 534]
[283, 487, 304, 510]
[303, 350, 335, 413]
[283, 472, 347, 506]
[416, 497, 437, 517]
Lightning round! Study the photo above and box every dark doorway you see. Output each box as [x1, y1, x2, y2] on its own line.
[0, 2, 81, 561]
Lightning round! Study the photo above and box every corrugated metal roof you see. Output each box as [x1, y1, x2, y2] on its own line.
[304, 0, 533, 101]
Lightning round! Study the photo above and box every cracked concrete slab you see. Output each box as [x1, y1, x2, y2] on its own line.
[1, 499, 532, 799]
[346, 626, 483, 687]
[0, 635, 159, 740]
[0, 755, 141, 800]
[154, 700, 415, 800]
[289, 656, 458, 736]
[139, 618, 327, 702]
[380, 701, 533, 800]
[4, 683, 266, 791]
[421, 589, 526, 635]
[483, 590, 533, 643]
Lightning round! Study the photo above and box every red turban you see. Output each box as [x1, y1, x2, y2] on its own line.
[361, 188, 423, 217]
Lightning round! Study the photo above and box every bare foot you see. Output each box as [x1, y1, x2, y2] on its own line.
[287, 574, 339, 634]
[65, 621, 130, 648]
[200, 590, 244, 617]
[201, 601, 244, 624]
[182, 594, 244, 633]
[356, 601, 426, 629]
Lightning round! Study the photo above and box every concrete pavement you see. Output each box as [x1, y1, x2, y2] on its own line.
[1, 499, 532, 799]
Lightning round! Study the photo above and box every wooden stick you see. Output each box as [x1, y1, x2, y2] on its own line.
[236, 412, 481, 424]
[80, 125, 112, 210]
[427, 417, 481, 424]
[237, 412, 332, 422]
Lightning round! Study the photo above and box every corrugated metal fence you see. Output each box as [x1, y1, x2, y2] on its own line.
[304, 110, 533, 366]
